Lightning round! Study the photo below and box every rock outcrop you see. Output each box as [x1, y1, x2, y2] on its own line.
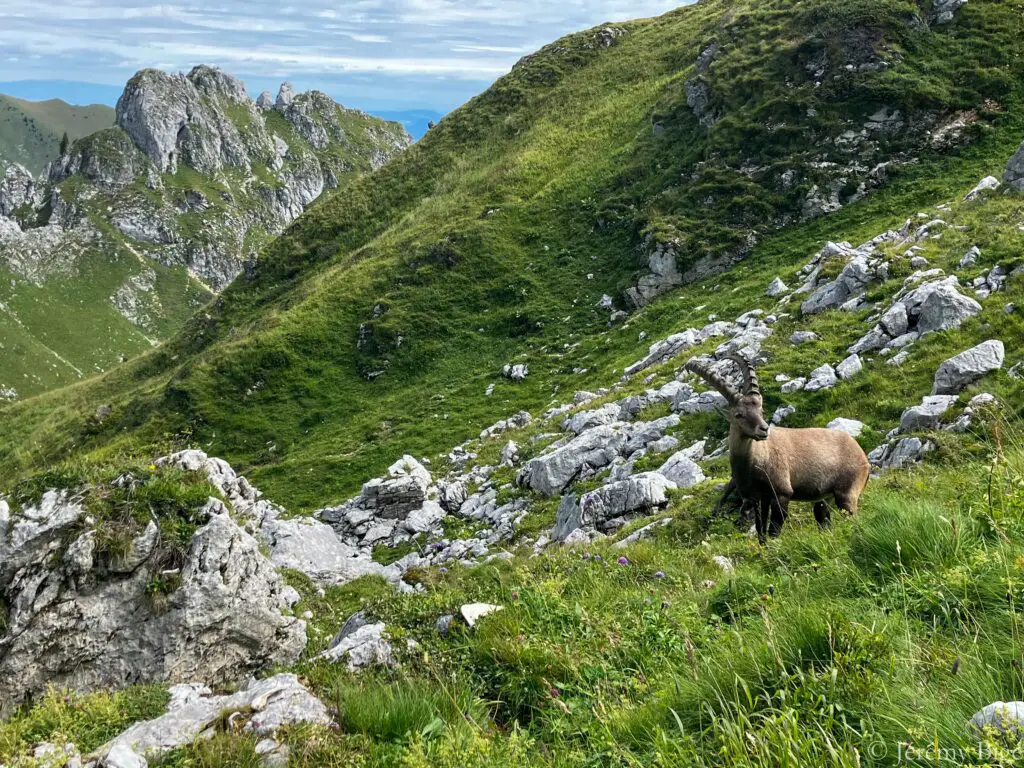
[0, 487, 305, 716]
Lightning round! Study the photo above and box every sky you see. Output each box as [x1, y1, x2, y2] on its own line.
[0, 0, 688, 118]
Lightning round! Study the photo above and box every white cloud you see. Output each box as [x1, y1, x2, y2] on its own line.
[0, 0, 691, 109]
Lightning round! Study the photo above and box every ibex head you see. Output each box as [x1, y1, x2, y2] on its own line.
[685, 353, 770, 441]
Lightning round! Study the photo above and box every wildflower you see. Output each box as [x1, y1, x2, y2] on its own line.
[550, 687, 560, 698]
[653, 571, 666, 580]
[617, 556, 629, 566]
[593, 554, 602, 562]
[582, 552, 591, 559]
[511, 591, 520, 600]
[439, 567, 449, 574]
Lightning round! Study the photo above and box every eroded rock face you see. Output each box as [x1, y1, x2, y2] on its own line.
[116, 66, 261, 175]
[0, 489, 305, 716]
[0, 163, 39, 217]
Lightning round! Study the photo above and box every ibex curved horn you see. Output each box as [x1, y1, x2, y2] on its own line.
[684, 357, 740, 403]
[726, 352, 761, 396]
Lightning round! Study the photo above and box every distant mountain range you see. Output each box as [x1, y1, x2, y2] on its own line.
[0, 80, 444, 141]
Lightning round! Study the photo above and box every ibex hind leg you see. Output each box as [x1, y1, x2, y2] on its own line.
[814, 501, 831, 528]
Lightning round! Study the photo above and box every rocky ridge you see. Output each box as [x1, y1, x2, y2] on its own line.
[0, 67, 410, 400]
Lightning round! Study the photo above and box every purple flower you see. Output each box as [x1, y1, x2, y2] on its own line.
[439, 567, 449, 574]
[617, 556, 629, 566]
[550, 687, 560, 698]
[653, 571, 666, 580]
[593, 555, 602, 562]
[582, 552, 591, 560]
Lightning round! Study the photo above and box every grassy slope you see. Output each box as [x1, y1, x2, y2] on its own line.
[0, 95, 113, 175]
[6, 151, 1024, 768]
[2, 0, 1021, 511]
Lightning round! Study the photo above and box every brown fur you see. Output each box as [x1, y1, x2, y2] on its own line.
[686, 356, 870, 542]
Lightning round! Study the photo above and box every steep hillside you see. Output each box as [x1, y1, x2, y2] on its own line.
[0, 67, 410, 399]
[0, 0, 1020, 500]
[0, 94, 114, 175]
[4, 1, 1024, 765]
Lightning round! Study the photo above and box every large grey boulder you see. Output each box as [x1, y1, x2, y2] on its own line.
[657, 452, 706, 488]
[915, 281, 982, 335]
[801, 256, 875, 315]
[552, 493, 582, 542]
[932, 340, 1005, 395]
[766, 277, 789, 297]
[96, 674, 330, 763]
[0, 495, 305, 716]
[899, 395, 958, 433]
[1005, 136, 1024, 191]
[261, 517, 390, 585]
[563, 402, 621, 435]
[827, 418, 865, 437]
[970, 701, 1024, 736]
[518, 423, 630, 496]
[579, 473, 676, 531]
[624, 242, 683, 308]
[964, 175, 1000, 201]
[836, 354, 863, 380]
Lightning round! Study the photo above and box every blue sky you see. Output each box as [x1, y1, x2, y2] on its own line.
[0, 1, 688, 116]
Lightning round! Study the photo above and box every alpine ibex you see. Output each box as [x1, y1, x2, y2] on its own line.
[686, 354, 870, 542]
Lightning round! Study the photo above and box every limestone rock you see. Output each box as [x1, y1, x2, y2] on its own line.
[0, 163, 39, 217]
[804, 364, 838, 392]
[970, 701, 1024, 736]
[0, 495, 305, 716]
[319, 621, 395, 670]
[766, 276, 789, 297]
[98, 674, 330, 762]
[579, 472, 676, 531]
[868, 437, 935, 469]
[827, 418, 865, 437]
[657, 452, 706, 488]
[772, 405, 797, 424]
[518, 424, 630, 496]
[915, 281, 982, 335]
[964, 175, 1000, 201]
[461, 603, 503, 628]
[932, 340, 1004, 394]
[552, 493, 582, 542]
[836, 354, 863, 380]
[261, 516, 389, 585]
[899, 395, 958, 433]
